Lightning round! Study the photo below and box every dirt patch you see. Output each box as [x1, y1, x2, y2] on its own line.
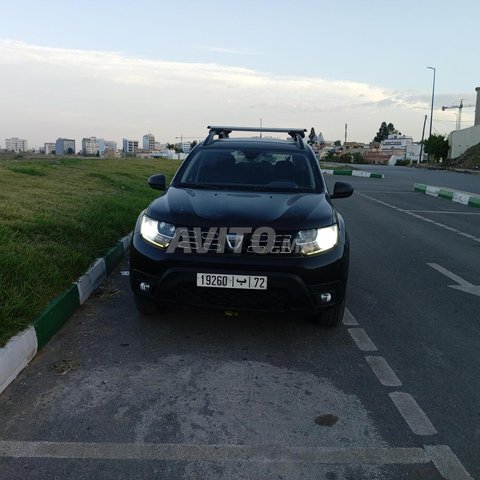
[448, 143, 480, 170]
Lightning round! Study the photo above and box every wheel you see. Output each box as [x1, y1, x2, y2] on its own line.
[312, 299, 345, 327]
[134, 293, 158, 315]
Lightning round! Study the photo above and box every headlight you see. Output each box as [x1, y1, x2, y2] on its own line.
[295, 225, 338, 255]
[140, 215, 176, 248]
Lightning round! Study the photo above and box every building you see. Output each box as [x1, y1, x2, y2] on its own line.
[55, 138, 76, 155]
[82, 137, 100, 156]
[448, 86, 480, 158]
[380, 134, 413, 154]
[181, 142, 191, 153]
[5, 137, 28, 152]
[104, 140, 117, 152]
[143, 133, 156, 152]
[44, 143, 56, 155]
[123, 138, 139, 156]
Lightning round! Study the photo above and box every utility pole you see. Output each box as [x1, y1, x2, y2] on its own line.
[418, 114, 427, 164]
[427, 67, 436, 139]
[344, 123, 347, 145]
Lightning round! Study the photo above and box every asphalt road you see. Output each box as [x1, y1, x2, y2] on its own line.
[0, 166, 479, 479]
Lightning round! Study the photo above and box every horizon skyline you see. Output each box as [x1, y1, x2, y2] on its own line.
[2, 1, 480, 149]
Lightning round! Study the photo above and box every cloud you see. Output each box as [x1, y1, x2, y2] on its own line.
[192, 45, 264, 55]
[0, 39, 460, 145]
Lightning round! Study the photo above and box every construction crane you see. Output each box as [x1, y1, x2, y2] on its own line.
[174, 135, 202, 153]
[441, 99, 474, 131]
[175, 135, 202, 144]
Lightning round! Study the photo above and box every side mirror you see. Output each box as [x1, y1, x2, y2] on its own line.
[148, 174, 166, 191]
[330, 181, 354, 199]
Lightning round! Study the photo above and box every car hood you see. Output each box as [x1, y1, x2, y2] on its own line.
[146, 187, 335, 230]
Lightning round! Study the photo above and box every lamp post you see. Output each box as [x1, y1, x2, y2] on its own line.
[427, 67, 436, 138]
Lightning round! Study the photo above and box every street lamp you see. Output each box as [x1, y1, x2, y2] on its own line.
[427, 67, 436, 138]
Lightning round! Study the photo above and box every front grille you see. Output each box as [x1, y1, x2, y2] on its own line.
[172, 282, 290, 310]
[174, 227, 296, 255]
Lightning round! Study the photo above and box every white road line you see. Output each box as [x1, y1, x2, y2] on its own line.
[427, 263, 473, 287]
[342, 308, 359, 326]
[357, 193, 480, 244]
[0, 440, 429, 464]
[404, 210, 480, 215]
[1, 440, 473, 478]
[425, 445, 474, 480]
[389, 392, 437, 436]
[365, 356, 402, 387]
[347, 328, 378, 351]
[428, 263, 480, 297]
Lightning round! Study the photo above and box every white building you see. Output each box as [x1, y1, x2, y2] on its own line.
[181, 142, 191, 153]
[6, 137, 28, 152]
[143, 133, 156, 151]
[380, 134, 413, 152]
[44, 142, 56, 155]
[82, 137, 100, 156]
[123, 138, 139, 155]
[104, 140, 117, 152]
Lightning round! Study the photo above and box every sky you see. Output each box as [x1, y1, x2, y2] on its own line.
[1, 0, 480, 149]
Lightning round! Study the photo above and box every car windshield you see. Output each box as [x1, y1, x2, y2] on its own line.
[176, 148, 321, 193]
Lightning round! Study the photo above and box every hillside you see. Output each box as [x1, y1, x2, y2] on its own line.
[447, 143, 480, 170]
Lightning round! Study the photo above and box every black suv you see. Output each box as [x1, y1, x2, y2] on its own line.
[130, 126, 353, 326]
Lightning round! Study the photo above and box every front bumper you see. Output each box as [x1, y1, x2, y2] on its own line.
[130, 232, 349, 313]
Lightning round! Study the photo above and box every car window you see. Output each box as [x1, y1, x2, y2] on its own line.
[177, 148, 321, 192]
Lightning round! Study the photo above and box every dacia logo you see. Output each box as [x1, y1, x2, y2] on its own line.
[226, 233, 244, 251]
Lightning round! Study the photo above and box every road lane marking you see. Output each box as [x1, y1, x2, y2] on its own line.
[347, 328, 378, 351]
[404, 210, 480, 215]
[342, 308, 359, 326]
[424, 445, 474, 480]
[428, 263, 480, 297]
[357, 193, 480, 244]
[365, 356, 402, 387]
[0, 440, 429, 464]
[389, 392, 437, 436]
[428, 263, 473, 287]
[1, 440, 473, 478]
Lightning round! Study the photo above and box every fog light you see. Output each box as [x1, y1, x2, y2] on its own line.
[319, 293, 332, 303]
[139, 282, 151, 293]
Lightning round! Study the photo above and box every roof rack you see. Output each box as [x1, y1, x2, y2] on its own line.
[205, 126, 307, 149]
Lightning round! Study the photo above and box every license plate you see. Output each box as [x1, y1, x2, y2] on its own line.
[196, 273, 267, 290]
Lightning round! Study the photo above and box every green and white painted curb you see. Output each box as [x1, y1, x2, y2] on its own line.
[0, 234, 132, 394]
[323, 169, 384, 179]
[414, 184, 480, 208]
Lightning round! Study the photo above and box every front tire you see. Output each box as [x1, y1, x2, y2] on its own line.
[134, 294, 158, 315]
[312, 299, 345, 327]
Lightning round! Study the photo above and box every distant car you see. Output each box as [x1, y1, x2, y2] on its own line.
[130, 126, 354, 326]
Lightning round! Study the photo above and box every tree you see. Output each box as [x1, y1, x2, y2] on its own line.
[373, 122, 401, 143]
[166, 143, 175, 150]
[190, 140, 198, 150]
[333, 140, 341, 147]
[308, 127, 317, 145]
[423, 134, 449, 162]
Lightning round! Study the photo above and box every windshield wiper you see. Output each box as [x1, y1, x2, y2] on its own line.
[178, 182, 224, 190]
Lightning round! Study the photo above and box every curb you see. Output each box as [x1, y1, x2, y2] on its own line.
[323, 169, 384, 179]
[414, 184, 480, 208]
[0, 234, 132, 395]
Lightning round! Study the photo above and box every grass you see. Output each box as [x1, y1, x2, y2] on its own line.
[0, 155, 181, 347]
[320, 163, 354, 171]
